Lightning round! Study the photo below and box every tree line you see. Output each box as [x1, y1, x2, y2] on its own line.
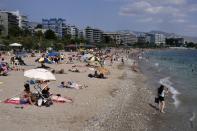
[0, 25, 86, 50]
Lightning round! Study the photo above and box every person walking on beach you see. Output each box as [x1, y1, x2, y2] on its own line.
[158, 85, 168, 113]
[121, 57, 124, 64]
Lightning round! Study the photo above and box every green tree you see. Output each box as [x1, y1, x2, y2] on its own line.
[8, 26, 22, 37]
[21, 36, 34, 49]
[186, 42, 195, 47]
[22, 28, 32, 37]
[35, 24, 42, 29]
[34, 31, 44, 39]
[44, 29, 56, 40]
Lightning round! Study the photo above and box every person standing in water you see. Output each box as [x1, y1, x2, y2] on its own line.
[158, 85, 168, 113]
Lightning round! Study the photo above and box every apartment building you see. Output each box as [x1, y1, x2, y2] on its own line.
[42, 18, 65, 37]
[85, 26, 103, 43]
[0, 11, 18, 36]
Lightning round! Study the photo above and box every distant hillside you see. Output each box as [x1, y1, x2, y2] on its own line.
[133, 30, 197, 43]
[149, 31, 197, 43]
[28, 22, 41, 29]
[182, 36, 197, 43]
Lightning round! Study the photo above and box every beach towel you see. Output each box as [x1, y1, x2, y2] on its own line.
[4, 97, 20, 105]
[4, 97, 29, 105]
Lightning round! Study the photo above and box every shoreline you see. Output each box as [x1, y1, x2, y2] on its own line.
[84, 59, 156, 131]
[139, 49, 197, 131]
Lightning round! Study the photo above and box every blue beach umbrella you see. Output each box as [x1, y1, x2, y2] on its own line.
[47, 52, 60, 57]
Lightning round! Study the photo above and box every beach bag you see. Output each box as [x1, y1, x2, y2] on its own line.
[155, 97, 159, 103]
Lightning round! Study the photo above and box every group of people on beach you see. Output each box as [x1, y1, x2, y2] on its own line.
[20, 81, 73, 107]
[2, 48, 171, 112]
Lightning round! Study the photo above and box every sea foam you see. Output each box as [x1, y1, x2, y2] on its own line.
[159, 77, 180, 108]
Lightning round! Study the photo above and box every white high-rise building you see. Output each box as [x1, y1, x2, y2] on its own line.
[119, 31, 137, 45]
[70, 25, 79, 39]
[154, 33, 166, 45]
[102, 32, 121, 45]
[0, 11, 18, 36]
[11, 10, 28, 29]
[85, 26, 103, 43]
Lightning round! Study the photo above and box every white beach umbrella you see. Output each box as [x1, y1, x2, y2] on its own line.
[89, 56, 100, 62]
[24, 68, 56, 81]
[9, 43, 22, 47]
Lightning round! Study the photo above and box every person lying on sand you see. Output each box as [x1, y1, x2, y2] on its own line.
[51, 69, 65, 74]
[59, 81, 87, 89]
[51, 94, 73, 103]
[68, 67, 80, 72]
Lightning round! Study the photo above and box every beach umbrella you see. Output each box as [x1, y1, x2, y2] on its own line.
[82, 53, 93, 61]
[24, 68, 56, 81]
[88, 56, 100, 62]
[47, 52, 60, 57]
[9, 43, 22, 47]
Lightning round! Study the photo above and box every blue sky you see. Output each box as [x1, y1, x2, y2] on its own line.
[1, 0, 197, 36]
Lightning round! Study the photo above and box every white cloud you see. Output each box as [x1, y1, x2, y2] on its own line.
[119, 0, 197, 25]
[119, 1, 182, 16]
[149, 0, 186, 5]
[170, 19, 188, 23]
[138, 17, 163, 23]
[187, 25, 197, 29]
[106, 0, 186, 5]
[119, 1, 151, 16]
[138, 17, 153, 22]
[188, 4, 197, 12]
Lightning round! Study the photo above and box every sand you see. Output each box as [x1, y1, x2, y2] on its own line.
[0, 52, 156, 131]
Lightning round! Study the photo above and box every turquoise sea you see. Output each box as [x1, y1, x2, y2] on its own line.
[139, 49, 197, 131]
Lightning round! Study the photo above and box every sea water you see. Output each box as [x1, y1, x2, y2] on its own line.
[139, 49, 197, 131]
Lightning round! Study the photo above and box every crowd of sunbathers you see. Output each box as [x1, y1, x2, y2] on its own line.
[0, 56, 27, 75]
[35, 53, 64, 64]
[1, 48, 134, 108]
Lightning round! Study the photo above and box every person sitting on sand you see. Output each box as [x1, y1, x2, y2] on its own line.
[158, 85, 168, 113]
[42, 86, 51, 98]
[88, 71, 105, 79]
[51, 69, 65, 74]
[37, 63, 50, 69]
[20, 83, 34, 105]
[60, 81, 87, 89]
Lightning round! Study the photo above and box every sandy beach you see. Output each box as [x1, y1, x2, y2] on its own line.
[0, 52, 156, 131]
